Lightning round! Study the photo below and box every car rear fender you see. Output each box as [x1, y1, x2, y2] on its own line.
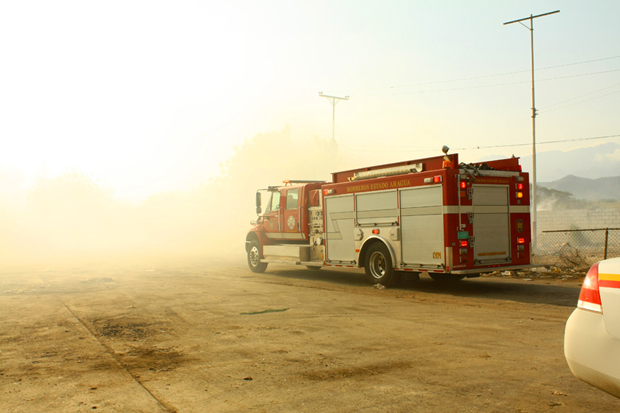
[565, 308, 620, 399]
[598, 259, 620, 340]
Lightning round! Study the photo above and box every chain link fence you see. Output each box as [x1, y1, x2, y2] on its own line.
[534, 228, 620, 270]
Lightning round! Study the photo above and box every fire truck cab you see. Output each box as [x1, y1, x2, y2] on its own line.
[245, 149, 535, 285]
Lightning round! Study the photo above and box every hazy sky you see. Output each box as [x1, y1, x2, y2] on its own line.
[2, 1, 619, 200]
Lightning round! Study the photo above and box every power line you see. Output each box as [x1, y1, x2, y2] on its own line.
[540, 82, 620, 110]
[539, 68, 620, 82]
[538, 55, 620, 70]
[355, 68, 620, 97]
[338, 134, 620, 152]
[333, 55, 620, 94]
[452, 134, 620, 150]
[543, 90, 620, 113]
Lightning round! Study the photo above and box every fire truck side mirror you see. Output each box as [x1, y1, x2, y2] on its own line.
[255, 192, 262, 215]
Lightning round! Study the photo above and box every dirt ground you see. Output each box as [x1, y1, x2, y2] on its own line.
[1, 254, 619, 412]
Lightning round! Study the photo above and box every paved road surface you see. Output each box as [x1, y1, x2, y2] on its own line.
[1, 255, 618, 412]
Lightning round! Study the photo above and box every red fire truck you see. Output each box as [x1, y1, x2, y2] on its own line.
[245, 148, 535, 285]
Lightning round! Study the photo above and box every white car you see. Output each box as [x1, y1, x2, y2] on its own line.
[565, 258, 620, 398]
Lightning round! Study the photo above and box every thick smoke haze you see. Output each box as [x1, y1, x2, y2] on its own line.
[1, 127, 342, 267]
[6, 126, 615, 269]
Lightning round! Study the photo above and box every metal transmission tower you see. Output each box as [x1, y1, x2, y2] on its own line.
[319, 92, 349, 141]
[504, 10, 560, 249]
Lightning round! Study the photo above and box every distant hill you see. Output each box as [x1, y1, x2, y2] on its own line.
[519, 142, 620, 182]
[539, 175, 620, 201]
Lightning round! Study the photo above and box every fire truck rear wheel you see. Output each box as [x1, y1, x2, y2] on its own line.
[247, 240, 268, 273]
[364, 242, 396, 287]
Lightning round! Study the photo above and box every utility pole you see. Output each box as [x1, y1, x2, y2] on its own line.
[319, 92, 349, 141]
[504, 10, 559, 250]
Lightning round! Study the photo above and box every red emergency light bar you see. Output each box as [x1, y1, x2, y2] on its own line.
[423, 175, 443, 184]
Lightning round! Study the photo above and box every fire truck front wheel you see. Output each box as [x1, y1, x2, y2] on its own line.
[247, 240, 268, 273]
[364, 242, 397, 287]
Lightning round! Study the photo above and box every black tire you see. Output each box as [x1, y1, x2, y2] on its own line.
[364, 242, 397, 287]
[247, 240, 268, 273]
[429, 273, 465, 283]
[306, 266, 322, 271]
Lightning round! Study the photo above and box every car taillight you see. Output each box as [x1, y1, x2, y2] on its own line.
[578, 263, 602, 313]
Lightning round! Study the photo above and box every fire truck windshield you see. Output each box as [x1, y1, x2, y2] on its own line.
[265, 190, 280, 214]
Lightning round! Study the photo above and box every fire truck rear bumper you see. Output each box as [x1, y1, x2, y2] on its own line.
[451, 264, 541, 275]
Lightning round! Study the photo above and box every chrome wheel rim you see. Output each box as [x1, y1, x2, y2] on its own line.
[249, 246, 261, 267]
[369, 251, 386, 279]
